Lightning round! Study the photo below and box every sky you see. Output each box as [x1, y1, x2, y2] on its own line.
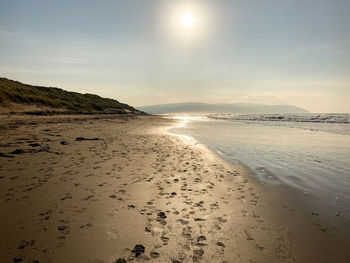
[0, 0, 350, 113]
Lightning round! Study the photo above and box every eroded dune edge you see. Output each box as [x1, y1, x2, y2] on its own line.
[0, 115, 349, 263]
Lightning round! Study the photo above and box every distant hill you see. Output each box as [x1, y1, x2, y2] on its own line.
[0, 77, 140, 114]
[138, 102, 309, 114]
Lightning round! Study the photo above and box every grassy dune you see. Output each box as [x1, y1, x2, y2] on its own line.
[0, 77, 140, 114]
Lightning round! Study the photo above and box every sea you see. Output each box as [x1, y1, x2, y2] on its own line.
[168, 113, 350, 214]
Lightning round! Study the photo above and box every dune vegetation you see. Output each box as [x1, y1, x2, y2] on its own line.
[0, 77, 140, 114]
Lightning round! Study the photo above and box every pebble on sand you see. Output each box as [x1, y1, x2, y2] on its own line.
[131, 244, 145, 257]
[157, 211, 167, 219]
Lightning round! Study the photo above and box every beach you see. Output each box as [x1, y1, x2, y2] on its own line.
[1, 114, 349, 263]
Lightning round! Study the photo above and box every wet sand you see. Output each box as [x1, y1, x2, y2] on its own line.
[0, 114, 349, 263]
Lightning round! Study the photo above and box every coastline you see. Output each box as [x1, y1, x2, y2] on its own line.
[169, 116, 350, 262]
[0, 114, 349, 262]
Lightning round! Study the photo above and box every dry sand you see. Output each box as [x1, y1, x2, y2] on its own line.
[0, 114, 349, 263]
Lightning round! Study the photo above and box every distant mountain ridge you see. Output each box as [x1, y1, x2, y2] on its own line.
[0, 77, 140, 114]
[138, 102, 309, 114]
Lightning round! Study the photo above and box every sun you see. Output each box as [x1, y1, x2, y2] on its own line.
[181, 13, 195, 28]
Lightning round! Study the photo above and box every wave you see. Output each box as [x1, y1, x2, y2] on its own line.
[208, 113, 350, 124]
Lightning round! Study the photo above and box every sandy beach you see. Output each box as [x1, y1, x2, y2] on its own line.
[1, 114, 349, 263]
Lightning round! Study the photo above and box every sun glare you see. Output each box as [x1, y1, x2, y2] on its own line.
[181, 13, 194, 27]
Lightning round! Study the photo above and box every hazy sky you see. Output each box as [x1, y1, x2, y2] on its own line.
[1, 0, 350, 112]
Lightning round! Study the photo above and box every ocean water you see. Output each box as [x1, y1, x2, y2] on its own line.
[169, 114, 350, 210]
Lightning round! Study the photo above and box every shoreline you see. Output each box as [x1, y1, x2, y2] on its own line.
[169, 116, 350, 261]
[169, 116, 350, 210]
[0, 114, 349, 262]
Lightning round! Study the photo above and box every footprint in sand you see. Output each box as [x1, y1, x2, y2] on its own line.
[177, 218, 189, 225]
[193, 249, 204, 262]
[217, 217, 227, 223]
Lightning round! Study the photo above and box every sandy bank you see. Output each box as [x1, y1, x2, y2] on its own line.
[0, 115, 349, 263]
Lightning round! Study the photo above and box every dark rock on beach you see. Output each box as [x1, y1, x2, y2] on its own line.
[131, 244, 145, 257]
[11, 149, 25, 154]
[75, 137, 100, 141]
[157, 211, 167, 219]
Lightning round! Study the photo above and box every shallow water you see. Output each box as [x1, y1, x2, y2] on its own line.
[169, 115, 350, 211]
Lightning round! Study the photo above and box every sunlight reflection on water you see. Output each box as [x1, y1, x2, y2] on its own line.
[168, 115, 350, 209]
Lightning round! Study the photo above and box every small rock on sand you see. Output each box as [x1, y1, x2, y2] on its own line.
[75, 137, 100, 141]
[157, 211, 167, 219]
[131, 244, 145, 257]
[11, 149, 25, 154]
